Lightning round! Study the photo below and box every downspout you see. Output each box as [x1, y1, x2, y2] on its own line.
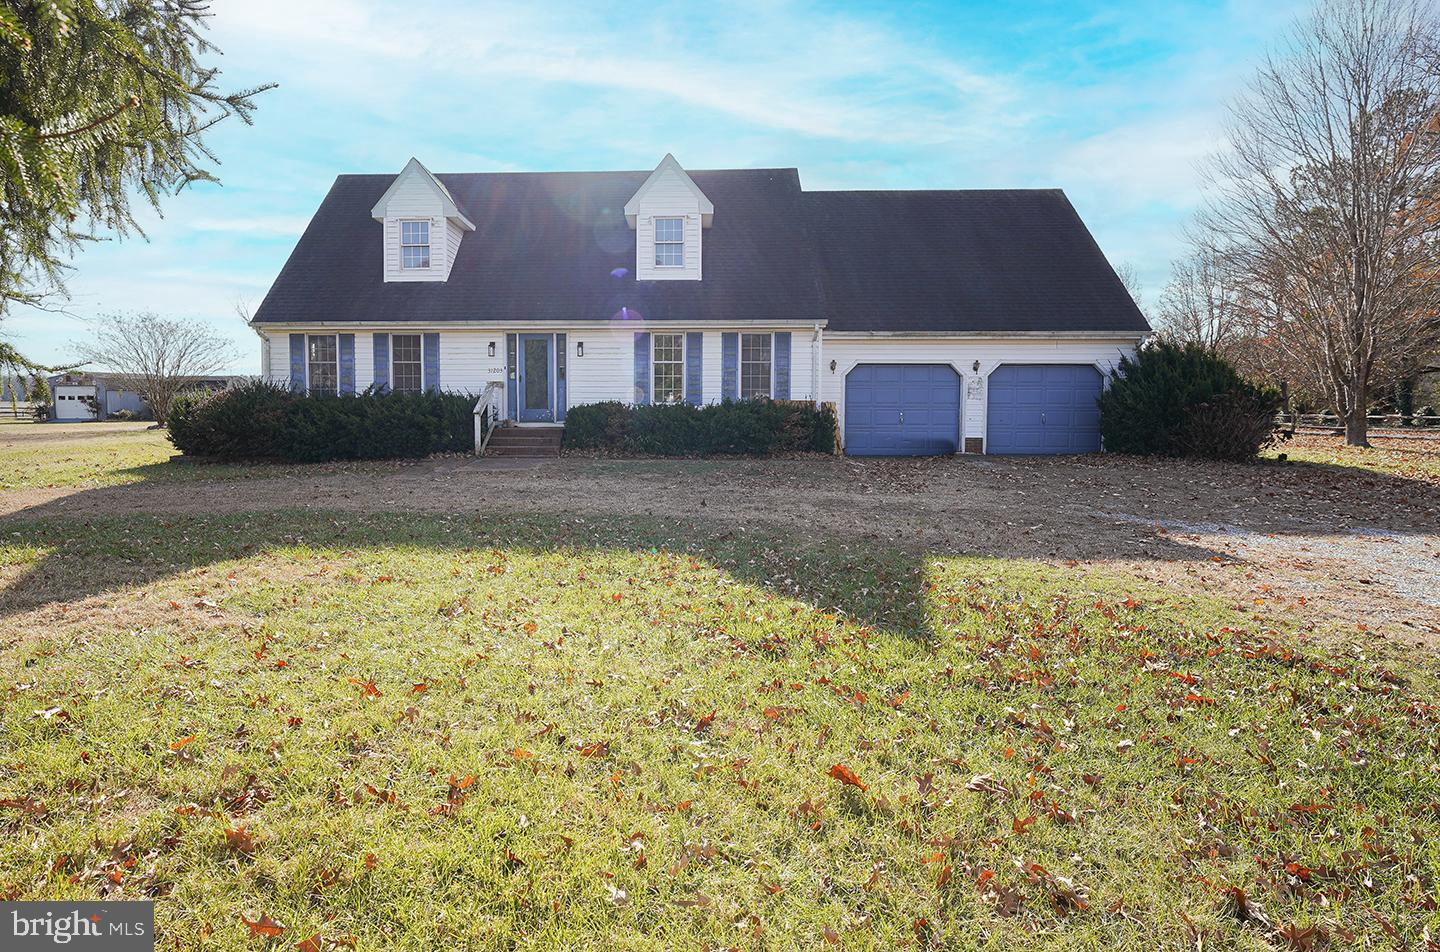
[812, 323, 823, 410]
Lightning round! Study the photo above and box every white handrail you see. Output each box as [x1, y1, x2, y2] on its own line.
[473, 382, 504, 454]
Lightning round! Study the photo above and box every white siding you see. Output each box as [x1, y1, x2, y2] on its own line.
[375, 165, 466, 282]
[633, 166, 704, 281]
[820, 336, 1138, 451]
[259, 325, 819, 413]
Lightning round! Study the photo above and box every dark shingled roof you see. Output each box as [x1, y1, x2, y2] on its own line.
[252, 168, 1149, 335]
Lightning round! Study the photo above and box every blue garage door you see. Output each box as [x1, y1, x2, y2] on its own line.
[844, 364, 960, 456]
[986, 364, 1102, 454]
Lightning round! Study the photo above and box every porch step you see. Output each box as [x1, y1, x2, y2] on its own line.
[484, 425, 563, 457]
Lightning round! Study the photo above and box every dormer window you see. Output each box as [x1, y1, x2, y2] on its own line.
[401, 220, 431, 269]
[654, 217, 684, 267]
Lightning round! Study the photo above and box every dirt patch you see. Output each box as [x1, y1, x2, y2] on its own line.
[3, 449, 1438, 640]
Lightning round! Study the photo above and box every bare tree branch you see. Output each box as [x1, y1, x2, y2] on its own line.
[1196, 0, 1440, 445]
[74, 313, 235, 424]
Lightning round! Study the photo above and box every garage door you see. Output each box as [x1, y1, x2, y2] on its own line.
[844, 364, 960, 456]
[986, 364, 1102, 454]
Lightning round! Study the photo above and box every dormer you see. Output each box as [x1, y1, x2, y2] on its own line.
[371, 157, 475, 282]
[624, 154, 713, 281]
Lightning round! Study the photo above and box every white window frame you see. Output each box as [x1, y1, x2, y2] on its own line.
[390, 333, 424, 394]
[652, 333, 685, 404]
[307, 334, 339, 396]
[739, 332, 773, 401]
[400, 219, 431, 270]
[654, 216, 684, 268]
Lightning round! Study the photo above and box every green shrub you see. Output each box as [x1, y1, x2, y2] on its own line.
[563, 399, 837, 456]
[169, 382, 292, 459]
[167, 382, 474, 462]
[1099, 341, 1281, 460]
[562, 401, 632, 449]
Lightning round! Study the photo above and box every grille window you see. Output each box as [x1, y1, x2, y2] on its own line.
[740, 333, 771, 400]
[392, 334, 423, 393]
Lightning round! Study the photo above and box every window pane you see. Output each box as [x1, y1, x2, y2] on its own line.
[652, 334, 684, 403]
[401, 220, 429, 244]
[392, 334, 423, 393]
[308, 335, 338, 396]
[654, 217, 683, 267]
[740, 333, 771, 400]
[524, 337, 550, 410]
[402, 245, 430, 269]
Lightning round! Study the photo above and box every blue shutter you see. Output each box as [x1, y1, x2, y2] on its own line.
[506, 334, 517, 421]
[773, 332, 791, 400]
[685, 332, 703, 406]
[338, 334, 356, 395]
[633, 332, 651, 405]
[372, 333, 390, 393]
[288, 334, 306, 393]
[721, 332, 738, 401]
[555, 333, 568, 422]
[422, 333, 440, 392]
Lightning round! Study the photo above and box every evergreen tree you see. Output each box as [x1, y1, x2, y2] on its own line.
[0, 1, 272, 309]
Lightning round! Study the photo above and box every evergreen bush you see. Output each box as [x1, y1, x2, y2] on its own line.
[563, 400, 836, 455]
[167, 381, 474, 462]
[1099, 341, 1281, 460]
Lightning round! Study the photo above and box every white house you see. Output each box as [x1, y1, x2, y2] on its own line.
[251, 155, 1149, 455]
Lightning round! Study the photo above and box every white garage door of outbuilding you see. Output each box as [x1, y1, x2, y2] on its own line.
[53, 386, 99, 421]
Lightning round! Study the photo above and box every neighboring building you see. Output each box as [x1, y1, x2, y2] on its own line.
[45, 373, 247, 422]
[250, 155, 1149, 455]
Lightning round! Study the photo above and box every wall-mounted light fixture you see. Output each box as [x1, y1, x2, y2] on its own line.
[577, 341, 584, 357]
[972, 359, 980, 373]
[488, 341, 496, 358]
[829, 359, 837, 372]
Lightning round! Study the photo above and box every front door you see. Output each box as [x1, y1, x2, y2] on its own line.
[517, 334, 553, 422]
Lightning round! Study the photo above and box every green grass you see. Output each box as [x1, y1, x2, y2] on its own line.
[1268, 434, 1440, 483]
[1, 511, 1436, 949]
[0, 423, 386, 489]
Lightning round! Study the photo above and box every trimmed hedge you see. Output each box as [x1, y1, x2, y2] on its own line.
[1099, 341, 1281, 461]
[168, 381, 475, 462]
[563, 400, 837, 455]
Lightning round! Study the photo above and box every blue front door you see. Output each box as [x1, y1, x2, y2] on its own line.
[844, 364, 960, 456]
[517, 334, 553, 422]
[986, 364, 1102, 454]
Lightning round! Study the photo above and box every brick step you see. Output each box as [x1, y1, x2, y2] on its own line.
[484, 426, 563, 457]
[485, 443, 561, 458]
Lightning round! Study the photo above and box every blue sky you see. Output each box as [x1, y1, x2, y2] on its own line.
[6, 0, 1305, 372]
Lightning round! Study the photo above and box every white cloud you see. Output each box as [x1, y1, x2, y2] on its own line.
[186, 215, 315, 237]
[213, 0, 1026, 147]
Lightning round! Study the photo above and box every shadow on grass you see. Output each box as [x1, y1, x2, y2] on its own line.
[0, 507, 1237, 638]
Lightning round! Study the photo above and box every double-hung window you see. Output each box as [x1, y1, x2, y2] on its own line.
[401, 220, 431, 270]
[652, 333, 684, 404]
[391, 334, 423, 393]
[307, 334, 338, 396]
[654, 217, 684, 267]
[740, 333, 772, 400]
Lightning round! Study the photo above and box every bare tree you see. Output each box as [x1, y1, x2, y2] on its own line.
[75, 313, 234, 423]
[1153, 248, 1249, 349]
[1113, 261, 1145, 314]
[1198, 0, 1440, 446]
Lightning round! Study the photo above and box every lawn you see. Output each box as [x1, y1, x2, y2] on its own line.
[1271, 432, 1440, 484]
[2, 509, 1437, 949]
[0, 422, 396, 489]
